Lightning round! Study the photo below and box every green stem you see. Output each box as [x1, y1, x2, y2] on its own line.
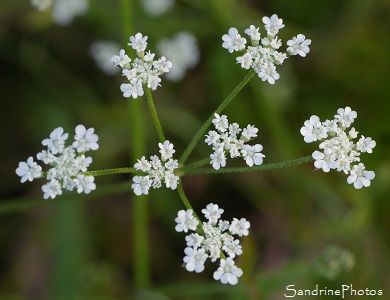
[84, 167, 135, 177]
[121, 0, 150, 289]
[182, 155, 314, 176]
[179, 70, 255, 165]
[145, 86, 165, 143]
[177, 179, 200, 221]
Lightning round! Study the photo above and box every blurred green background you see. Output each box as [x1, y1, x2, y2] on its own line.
[1, 0, 390, 299]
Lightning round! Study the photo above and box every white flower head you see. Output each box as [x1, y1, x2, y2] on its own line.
[128, 33, 148, 53]
[15, 157, 43, 183]
[159, 140, 176, 161]
[287, 34, 311, 57]
[347, 163, 375, 189]
[42, 179, 62, 200]
[175, 209, 199, 233]
[73, 125, 99, 153]
[229, 218, 250, 237]
[110, 49, 131, 68]
[262, 14, 285, 36]
[213, 257, 243, 285]
[42, 127, 69, 154]
[241, 144, 265, 167]
[183, 247, 208, 273]
[222, 27, 247, 53]
[131, 175, 153, 196]
[202, 203, 224, 225]
[334, 107, 357, 128]
[257, 63, 280, 84]
[244, 25, 261, 41]
[210, 147, 226, 170]
[300, 115, 328, 143]
[74, 174, 96, 194]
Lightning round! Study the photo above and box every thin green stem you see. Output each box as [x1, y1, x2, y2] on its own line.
[121, 0, 150, 289]
[145, 86, 165, 143]
[84, 167, 135, 177]
[182, 155, 314, 176]
[179, 70, 255, 165]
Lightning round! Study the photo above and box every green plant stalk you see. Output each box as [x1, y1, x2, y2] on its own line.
[145, 86, 166, 143]
[183, 155, 314, 176]
[121, 0, 151, 289]
[179, 69, 255, 165]
[84, 167, 135, 177]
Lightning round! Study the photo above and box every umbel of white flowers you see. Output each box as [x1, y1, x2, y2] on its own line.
[222, 14, 311, 84]
[300, 106, 376, 189]
[132, 141, 179, 196]
[175, 203, 250, 285]
[16, 125, 99, 199]
[205, 113, 265, 170]
[111, 33, 172, 99]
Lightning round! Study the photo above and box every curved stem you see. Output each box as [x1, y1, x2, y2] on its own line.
[84, 167, 135, 177]
[179, 70, 255, 165]
[145, 86, 165, 143]
[182, 155, 314, 176]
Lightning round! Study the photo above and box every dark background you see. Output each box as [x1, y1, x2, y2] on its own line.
[1, 0, 389, 299]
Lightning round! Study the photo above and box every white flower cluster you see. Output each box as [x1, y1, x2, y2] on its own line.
[205, 113, 265, 170]
[222, 14, 311, 84]
[300, 107, 376, 189]
[141, 0, 175, 17]
[111, 33, 172, 99]
[30, 0, 89, 26]
[157, 31, 200, 82]
[132, 141, 179, 195]
[16, 125, 99, 199]
[175, 203, 250, 285]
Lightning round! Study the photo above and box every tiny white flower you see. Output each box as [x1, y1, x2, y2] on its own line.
[347, 163, 375, 189]
[334, 107, 357, 128]
[202, 203, 224, 225]
[110, 49, 131, 68]
[257, 63, 280, 84]
[15, 157, 42, 183]
[120, 80, 144, 99]
[262, 14, 285, 36]
[229, 218, 250, 236]
[42, 179, 62, 199]
[356, 136, 376, 154]
[159, 140, 176, 161]
[73, 155, 92, 172]
[131, 175, 153, 195]
[128, 33, 148, 52]
[205, 130, 221, 146]
[287, 34, 311, 57]
[241, 144, 265, 167]
[134, 156, 152, 172]
[183, 247, 208, 273]
[42, 127, 68, 154]
[164, 171, 179, 190]
[185, 233, 204, 248]
[210, 147, 226, 170]
[312, 150, 337, 172]
[213, 114, 229, 132]
[175, 209, 199, 232]
[222, 27, 247, 53]
[244, 25, 261, 41]
[236, 52, 253, 69]
[213, 257, 243, 285]
[73, 125, 99, 153]
[241, 125, 258, 141]
[222, 238, 243, 258]
[300, 115, 328, 143]
[74, 174, 96, 194]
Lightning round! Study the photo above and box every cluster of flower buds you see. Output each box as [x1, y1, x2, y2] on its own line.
[222, 14, 311, 84]
[16, 125, 99, 199]
[175, 203, 250, 285]
[301, 107, 376, 189]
